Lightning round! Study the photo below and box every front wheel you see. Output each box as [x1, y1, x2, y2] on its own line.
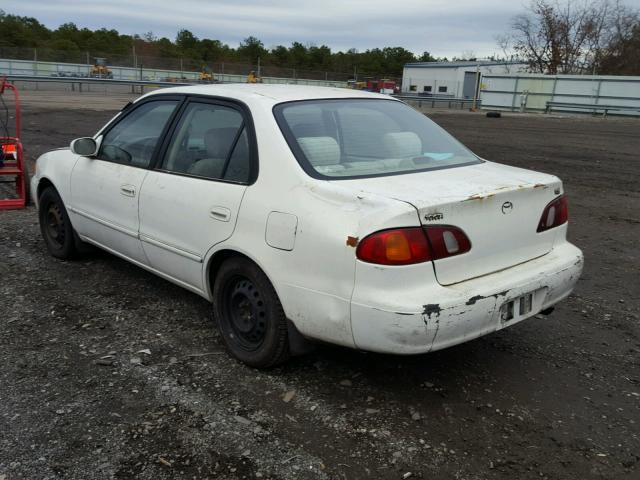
[213, 257, 289, 368]
[38, 186, 77, 259]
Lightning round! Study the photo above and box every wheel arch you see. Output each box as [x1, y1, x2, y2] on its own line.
[204, 247, 282, 304]
[36, 176, 56, 200]
[34, 176, 60, 210]
[204, 246, 313, 356]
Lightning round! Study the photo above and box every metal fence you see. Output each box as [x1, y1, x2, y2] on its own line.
[2, 74, 486, 111]
[0, 46, 355, 82]
[395, 95, 479, 110]
[0, 58, 349, 88]
[480, 73, 640, 116]
[0, 56, 352, 88]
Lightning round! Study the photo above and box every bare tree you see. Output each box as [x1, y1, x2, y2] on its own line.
[494, 34, 519, 72]
[508, 0, 638, 74]
[457, 50, 477, 61]
[595, 0, 640, 73]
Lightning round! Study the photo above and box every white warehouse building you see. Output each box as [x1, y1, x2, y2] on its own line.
[401, 60, 527, 98]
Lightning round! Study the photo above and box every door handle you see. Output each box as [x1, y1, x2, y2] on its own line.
[209, 206, 231, 222]
[120, 185, 136, 197]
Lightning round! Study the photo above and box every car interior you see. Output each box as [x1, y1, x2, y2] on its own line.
[161, 104, 251, 183]
[283, 101, 476, 177]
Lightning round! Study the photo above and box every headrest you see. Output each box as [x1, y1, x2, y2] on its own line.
[291, 122, 326, 138]
[297, 136, 340, 166]
[383, 131, 422, 158]
[204, 127, 239, 158]
[188, 157, 226, 178]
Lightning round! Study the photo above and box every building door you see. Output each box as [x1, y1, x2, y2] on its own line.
[463, 71, 479, 99]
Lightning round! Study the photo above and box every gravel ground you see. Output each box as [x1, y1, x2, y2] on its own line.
[1, 92, 639, 480]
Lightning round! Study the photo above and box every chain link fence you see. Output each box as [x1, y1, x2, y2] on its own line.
[0, 46, 369, 82]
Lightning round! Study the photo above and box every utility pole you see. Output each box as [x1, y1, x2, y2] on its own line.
[257, 56, 261, 78]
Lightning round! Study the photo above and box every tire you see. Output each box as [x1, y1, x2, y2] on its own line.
[486, 111, 502, 118]
[213, 257, 290, 368]
[38, 186, 77, 259]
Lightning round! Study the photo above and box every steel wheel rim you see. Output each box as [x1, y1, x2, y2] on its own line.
[223, 276, 267, 351]
[46, 203, 65, 248]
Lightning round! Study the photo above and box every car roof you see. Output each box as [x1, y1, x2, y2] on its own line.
[143, 83, 395, 105]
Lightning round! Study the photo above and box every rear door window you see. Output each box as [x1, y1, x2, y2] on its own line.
[160, 102, 251, 183]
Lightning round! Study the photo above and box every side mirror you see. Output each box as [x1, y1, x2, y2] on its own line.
[70, 137, 98, 156]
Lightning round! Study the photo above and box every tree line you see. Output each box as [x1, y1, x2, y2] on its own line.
[0, 10, 441, 77]
[1, 2, 639, 77]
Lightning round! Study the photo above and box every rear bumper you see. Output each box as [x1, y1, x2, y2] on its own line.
[350, 242, 583, 354]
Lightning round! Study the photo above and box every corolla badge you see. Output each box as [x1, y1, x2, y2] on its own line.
[424, 212, 444, 222]
[501, 201, 514, 214]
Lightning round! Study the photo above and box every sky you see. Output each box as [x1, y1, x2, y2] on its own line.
[3, 0, 527, 58]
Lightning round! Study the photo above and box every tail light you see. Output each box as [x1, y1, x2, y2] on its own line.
[424, 226, 471, 259]
[537, 196, 568, 232]
[356, 226, 471, 265]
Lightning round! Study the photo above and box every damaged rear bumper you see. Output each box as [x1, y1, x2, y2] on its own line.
[350, 242, 583, 354]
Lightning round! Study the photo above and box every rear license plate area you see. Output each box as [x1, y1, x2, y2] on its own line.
[500, 293, 534, 322]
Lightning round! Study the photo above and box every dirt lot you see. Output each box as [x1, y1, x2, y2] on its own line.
[1, 92, 639, 480]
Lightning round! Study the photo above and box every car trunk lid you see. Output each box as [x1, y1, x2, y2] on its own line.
[343, 161, 563, 285]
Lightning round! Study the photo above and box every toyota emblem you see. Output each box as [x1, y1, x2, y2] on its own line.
[501, 201, 513, 214]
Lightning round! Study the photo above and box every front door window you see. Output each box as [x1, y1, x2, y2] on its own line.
[98, 100, 179, 167]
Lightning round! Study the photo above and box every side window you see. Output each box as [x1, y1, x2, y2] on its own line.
[98, 100, 178, 168]
[224, 128, 250, 182]
[161, 102, 251, 182]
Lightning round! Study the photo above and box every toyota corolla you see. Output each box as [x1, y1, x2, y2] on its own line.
[31, 84, 583, 368]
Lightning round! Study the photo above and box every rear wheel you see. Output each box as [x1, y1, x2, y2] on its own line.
[38, 186, 77, 259]
[213, 257, 289, 368]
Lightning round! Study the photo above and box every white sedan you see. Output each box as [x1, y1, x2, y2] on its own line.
[31, 84, 583, 368]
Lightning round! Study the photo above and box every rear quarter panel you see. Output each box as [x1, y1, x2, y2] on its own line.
[203, 101, 420, 347]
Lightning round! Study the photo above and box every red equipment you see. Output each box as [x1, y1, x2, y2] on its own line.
[365, 79, 399, 94]
[0, 77, 27, 210]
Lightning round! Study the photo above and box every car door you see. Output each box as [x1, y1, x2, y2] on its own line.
[138, 97, 256, 292]
[69, 97, 182, 264]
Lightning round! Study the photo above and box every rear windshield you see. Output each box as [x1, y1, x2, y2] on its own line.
[274, 99, 481, 179]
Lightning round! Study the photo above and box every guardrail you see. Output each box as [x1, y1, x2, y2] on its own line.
[545, 101, 640, 117]
[2, 74, 192, 92]
[1, 73, 349, 92]
[395, 95, 479, 109]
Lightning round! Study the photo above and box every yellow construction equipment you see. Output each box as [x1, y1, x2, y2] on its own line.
[247, 70, 262, 83]
[89, 58, 113, 79]
[199, 67, 215, 83]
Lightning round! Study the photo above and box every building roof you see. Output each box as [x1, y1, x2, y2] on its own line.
[144, 83, 388, 105]
[404, 60, 526, 69]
